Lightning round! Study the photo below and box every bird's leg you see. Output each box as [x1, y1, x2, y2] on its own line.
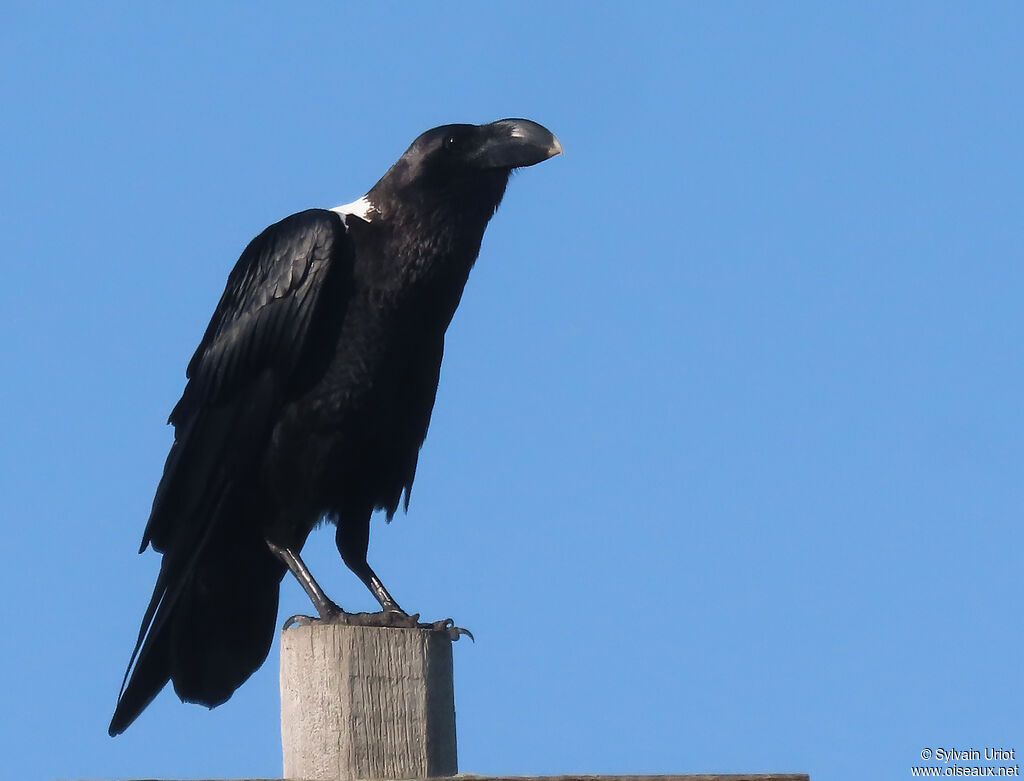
[265, 539, 343, 622]
[335, 516, 406, 615]
[333, 518, 473, 641]
[265, 525, 471, 638]
[266, 534, 424, 630]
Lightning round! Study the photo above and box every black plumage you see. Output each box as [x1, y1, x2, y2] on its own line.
[109, 119, 561, 736]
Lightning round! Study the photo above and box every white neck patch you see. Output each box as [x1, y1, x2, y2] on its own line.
[330, 196, 377, 223]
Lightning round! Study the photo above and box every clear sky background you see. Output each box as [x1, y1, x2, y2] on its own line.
[1, 3, 1021, 780]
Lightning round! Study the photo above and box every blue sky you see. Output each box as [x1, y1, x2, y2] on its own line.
[1, 3, 1021, 780]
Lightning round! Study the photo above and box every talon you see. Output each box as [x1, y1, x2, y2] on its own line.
[283, 610, 471, 640]
[421, 617, 473, 642]
[283, 614, 316, 629]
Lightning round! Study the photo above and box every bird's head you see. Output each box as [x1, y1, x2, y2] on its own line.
[366, 118, 562, 220]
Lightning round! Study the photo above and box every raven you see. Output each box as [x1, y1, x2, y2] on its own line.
[109, 119, 561, 736]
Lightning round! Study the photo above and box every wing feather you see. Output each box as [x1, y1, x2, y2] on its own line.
[142, 209, 353, 552]
[111, 209, 354, 734]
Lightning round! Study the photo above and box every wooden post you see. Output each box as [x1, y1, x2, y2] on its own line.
[280, 623, 458, 781]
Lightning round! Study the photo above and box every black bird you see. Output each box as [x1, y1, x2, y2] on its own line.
[109, 119, 561, 736]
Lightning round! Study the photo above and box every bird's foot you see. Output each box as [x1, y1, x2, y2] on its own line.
[283, 614, 314, 629]
[283, 610, 472, 640]
[282, 606, 418, 630]
[424, 617, 475, 642]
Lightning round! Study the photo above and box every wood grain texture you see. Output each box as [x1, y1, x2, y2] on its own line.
[280, 623, 457, 780]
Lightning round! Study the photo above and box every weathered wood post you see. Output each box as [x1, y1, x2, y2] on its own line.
[280, 622, 458, 781]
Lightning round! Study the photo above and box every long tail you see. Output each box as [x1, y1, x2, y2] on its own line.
[108, 509, 285, 736]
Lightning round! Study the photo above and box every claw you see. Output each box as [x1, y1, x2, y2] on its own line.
[282, 611, 472, 641]
[423, 618, 474, 642]
[283, 614, 316, 629]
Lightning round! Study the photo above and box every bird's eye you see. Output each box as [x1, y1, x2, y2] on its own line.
[443, 135, 459, 151]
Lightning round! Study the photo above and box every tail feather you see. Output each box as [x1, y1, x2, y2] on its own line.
[109, 498, 285, 736]
[170, 529, 283, 706]
[108, 603, 174, 736]
[112, 377, 282, 735]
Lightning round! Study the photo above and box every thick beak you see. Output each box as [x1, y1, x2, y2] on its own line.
[474, 118, 563, 169]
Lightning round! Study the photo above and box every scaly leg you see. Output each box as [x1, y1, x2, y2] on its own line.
[335, 513, 406, 614]
[266, 539, 343, 620]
